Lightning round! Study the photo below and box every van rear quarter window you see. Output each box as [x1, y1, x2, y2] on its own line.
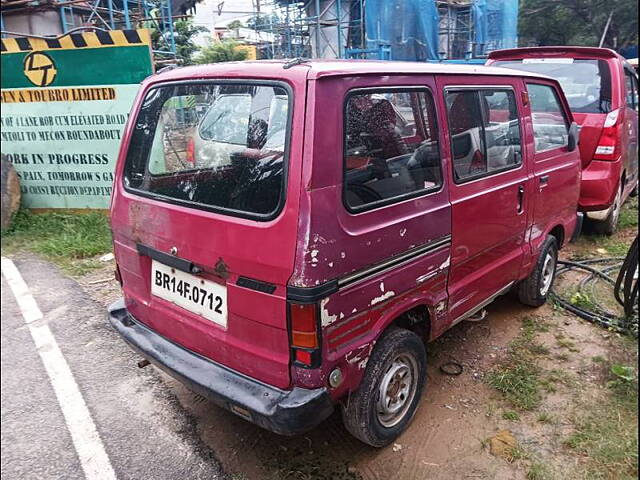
[124, 82, 290, 219]
[343, 88, 443, 212]
[492, 59, 612, 114]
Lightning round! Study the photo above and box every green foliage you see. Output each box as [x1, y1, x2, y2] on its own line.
[611, 364, 635, 383]
[246, 13, 281, 30]
[195, 41, 249, 64]
[519, 0, 639, 49]
[503, 410, 521, 421]
[173, 19, 208, 65]
[150, 19, 206, 65]
[1, 210, 112, 274]
[226, 20, 244, 30]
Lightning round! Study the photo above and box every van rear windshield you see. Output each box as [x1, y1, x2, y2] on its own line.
[124, 82, 290, 219]
[493, 59, 612, 114]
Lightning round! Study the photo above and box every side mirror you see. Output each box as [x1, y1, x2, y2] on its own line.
[568, 122, 580, 152]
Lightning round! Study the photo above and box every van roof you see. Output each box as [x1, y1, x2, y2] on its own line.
[148, 58, 554, 84]
[488, 46, 623, 61]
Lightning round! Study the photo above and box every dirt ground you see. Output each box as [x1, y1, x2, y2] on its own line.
[73, 220, 637, 480]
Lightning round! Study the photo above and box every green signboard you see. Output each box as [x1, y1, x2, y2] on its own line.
[0, 29, 153, 209]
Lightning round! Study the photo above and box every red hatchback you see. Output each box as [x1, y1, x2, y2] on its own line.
[109, 60, 581, 446]
[488, 47, 639, 234]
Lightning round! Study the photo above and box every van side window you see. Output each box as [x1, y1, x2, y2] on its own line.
[343, 89, 442, 212]
[625, 71, 639, 111]
[445, 89, 522, 183]
[526, 83, 569, 152]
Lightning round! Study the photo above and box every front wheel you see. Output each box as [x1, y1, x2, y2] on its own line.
[341, 328, 426, 447]
[518, 235, 558, 307]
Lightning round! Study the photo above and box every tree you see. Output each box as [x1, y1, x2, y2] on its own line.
[227, 20, 244, 30]
[246, 13, 280, 30]
[150, 18, 207, 65]
[194, 41, 249, 64]
[519, 0, 639, 50]
[173, 19, 208, 65]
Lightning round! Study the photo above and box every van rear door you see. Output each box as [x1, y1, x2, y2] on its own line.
[110, 80, 304, 389]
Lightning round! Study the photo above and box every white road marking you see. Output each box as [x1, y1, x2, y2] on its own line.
[1, 257, 117, 480]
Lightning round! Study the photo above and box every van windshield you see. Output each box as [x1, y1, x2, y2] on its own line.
[493, 59, 612, 114]
[124, 83, 290, 219]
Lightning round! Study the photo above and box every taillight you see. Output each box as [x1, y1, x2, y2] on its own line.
[186, 138, 195, 164]
[289, 303, 321, 367]
[593, 109, 621, 161]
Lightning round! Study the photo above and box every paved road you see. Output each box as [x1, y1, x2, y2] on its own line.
[1, 254, 226, 480]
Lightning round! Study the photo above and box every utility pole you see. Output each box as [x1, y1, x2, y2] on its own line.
[599, 10, 614, 48]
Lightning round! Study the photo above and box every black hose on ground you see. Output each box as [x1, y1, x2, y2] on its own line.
[614, 235, 639, 319]
[549, 237, 639, 338]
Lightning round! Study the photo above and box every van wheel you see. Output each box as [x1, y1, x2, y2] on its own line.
[518, 235, 558, 307]
[593, 183, 622, 236]
[341, 328, 426, 447]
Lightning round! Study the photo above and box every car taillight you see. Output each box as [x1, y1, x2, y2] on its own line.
[593, 109, 621, 161]
[289, 303, 321, 367]
[186, 138, 195, 164]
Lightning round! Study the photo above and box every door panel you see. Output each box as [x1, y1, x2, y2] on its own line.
[526, 81, 581, 253]
[440, 81, 530, 323]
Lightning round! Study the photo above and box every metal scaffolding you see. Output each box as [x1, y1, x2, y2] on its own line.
[249, 0, 368, 60]
[437, 0, 474, 60]
[248, 0, 519, 61]
[0, 0, 182, 58]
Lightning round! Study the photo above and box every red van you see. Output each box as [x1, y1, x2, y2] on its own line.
[487, 47, 639, 234]
[108, 60, 581, 447]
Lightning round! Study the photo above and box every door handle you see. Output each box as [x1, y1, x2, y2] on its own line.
[539, 175, 549, 190]
[517, 185, 525, 214]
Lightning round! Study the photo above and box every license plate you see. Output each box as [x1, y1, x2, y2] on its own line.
[151, 260, 227, 328]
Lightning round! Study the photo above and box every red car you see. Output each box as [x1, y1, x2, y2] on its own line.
[108, 60, 581, 446]
[487, 47, 639, 234]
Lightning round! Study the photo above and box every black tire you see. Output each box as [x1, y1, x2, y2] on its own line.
[630, 182, 638, 197]
[592, 183, 622, 236]
[341, 327, 426, 447]
[518, 235, 558, 307]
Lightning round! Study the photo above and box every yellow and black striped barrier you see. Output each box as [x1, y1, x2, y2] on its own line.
[1, 29, 151, 53]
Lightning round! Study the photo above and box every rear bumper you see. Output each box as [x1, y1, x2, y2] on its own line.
[108, 299, 334, 436]
[579, 158, 622, 212]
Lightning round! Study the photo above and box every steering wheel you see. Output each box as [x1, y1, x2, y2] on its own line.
[347, 183, 383, 205]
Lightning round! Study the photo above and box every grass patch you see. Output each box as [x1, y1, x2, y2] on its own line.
[537, 412, 555, 424]
[1, 210, 111, 274]
[555, 334, 580, 353]
[527, 461, 554, 480]
[502, 410, 520, 421]
[564, 362, 638, 479]
[618, 196, 638, 229]
[486, 318, 543, 410]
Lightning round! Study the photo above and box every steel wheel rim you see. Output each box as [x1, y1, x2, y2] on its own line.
[376, 353, 418, 428]
[540, 250, 556, 296]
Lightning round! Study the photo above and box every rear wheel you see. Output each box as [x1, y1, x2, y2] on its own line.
[342, 328, 426, 447]
[518, 235, 558, 307]
[593, 183, 622, 235]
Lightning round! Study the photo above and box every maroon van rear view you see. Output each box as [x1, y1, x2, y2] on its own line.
[487, 47, 639, 234]
[109, 60, 582, 446]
